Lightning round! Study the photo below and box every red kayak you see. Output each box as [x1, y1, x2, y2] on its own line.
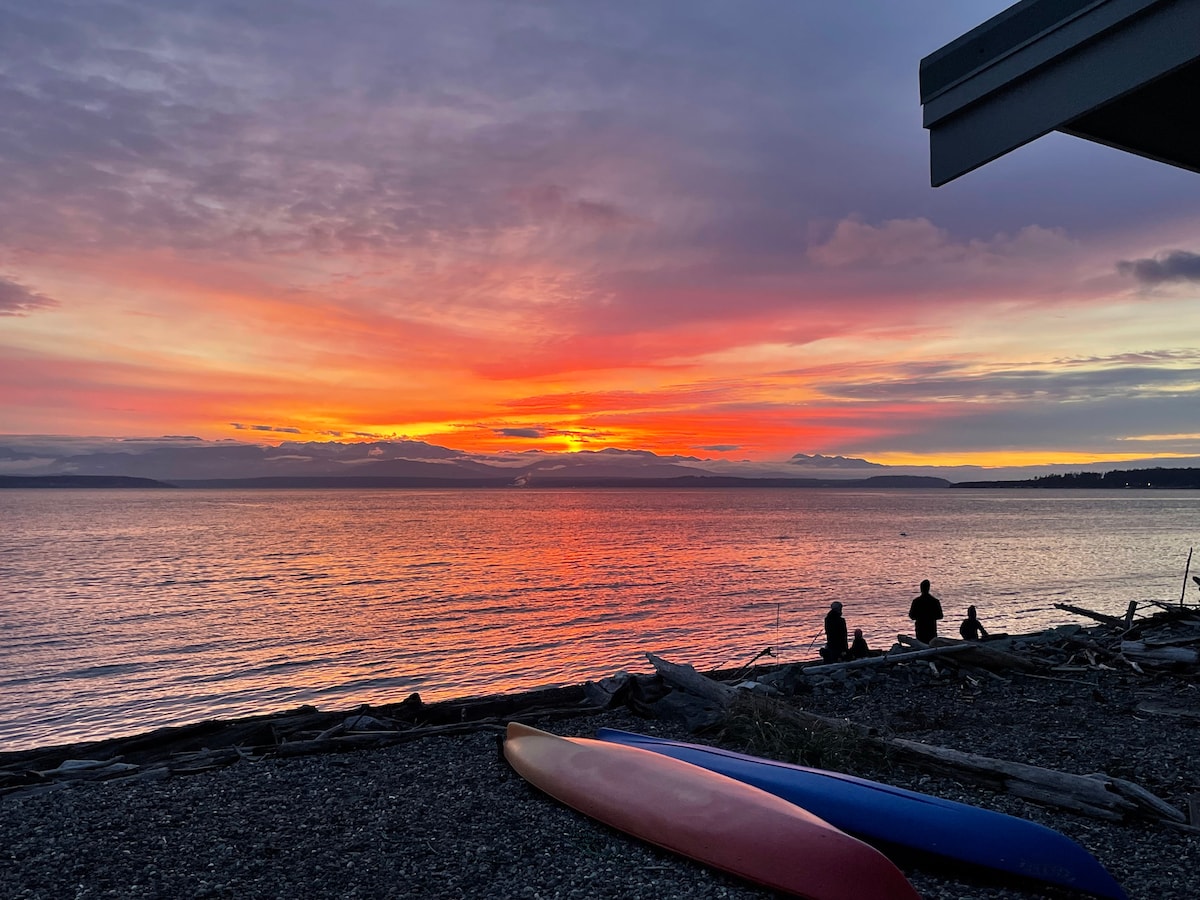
[504, 722, 921, 900]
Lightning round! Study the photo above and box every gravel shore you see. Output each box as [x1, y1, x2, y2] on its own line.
[2, 658, 1197, 899]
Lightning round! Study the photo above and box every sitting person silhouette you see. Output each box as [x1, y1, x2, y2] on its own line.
[850, 628, 870, 658]
[959, 605, 989, 641]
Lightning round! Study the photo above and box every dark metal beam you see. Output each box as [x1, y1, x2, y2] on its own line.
[921, 0, 1200, 186]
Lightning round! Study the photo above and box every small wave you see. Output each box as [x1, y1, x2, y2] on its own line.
[324, 673, 425, 692]
[57, 662, 149, 680]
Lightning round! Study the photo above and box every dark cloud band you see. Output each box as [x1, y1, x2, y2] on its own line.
[1117, 250, 1200, 284]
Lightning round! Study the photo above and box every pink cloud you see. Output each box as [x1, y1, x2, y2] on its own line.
[0, 276, 58, 316]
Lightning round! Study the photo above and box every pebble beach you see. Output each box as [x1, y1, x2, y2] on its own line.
[3, 640, 1198, 900]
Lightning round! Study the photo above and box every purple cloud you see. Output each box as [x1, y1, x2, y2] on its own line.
[0, 276, 57, 315]
[496, 427, 545, 438]
[231, 423, 303, 434]
[1117, 250, 1200, 284]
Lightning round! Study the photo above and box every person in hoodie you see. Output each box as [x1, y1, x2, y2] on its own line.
[820, 601, 849, 662]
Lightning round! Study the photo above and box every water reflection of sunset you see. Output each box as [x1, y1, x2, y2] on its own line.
[4, 487, 1195, 751]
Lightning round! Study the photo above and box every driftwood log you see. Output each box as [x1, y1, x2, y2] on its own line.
[1120, 641, 1200, 666]
[1136, 700, 1200, 720]
[798, 644, 973, 676]
[0, 687, 608, 798]
[1054, 603, 1131, 629]
[889, 634, 1035, 679]
[646, 653, 1187, 826]
[885, 738, 1185, 822]
[926, 636, 1042, 673]
[769, 638, 1036, 681]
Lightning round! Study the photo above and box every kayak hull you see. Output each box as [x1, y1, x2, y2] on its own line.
[504, 722, 920, 900]
[597, 727, 1127, 900]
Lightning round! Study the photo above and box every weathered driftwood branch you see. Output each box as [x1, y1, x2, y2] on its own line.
[314, 722, 347, 742]
[1120, 641, 1200, 666]
[1135, 700, 1200, 720]
[798, 644, 973, 676]
[1101, 775, 1188, 823]
[1054, 603, 1128, 628]
[35, 759, 138, 780]
[1, 690, 608, 798]
[1013, 671, 1096, 686]
[1062, 633, 1122, 662]
[886, 739, 1184, 822]
[928, 637, 1042, 673]
[647, 653, 738, 706]
[1142, 600, 1199, 614]
[645, 653, 1185, 825]
[1141, 633, 1200, 648]
[893, 635, 1028, 680]
[273, 722, 509, 758]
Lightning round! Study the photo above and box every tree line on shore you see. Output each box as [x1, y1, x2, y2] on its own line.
[953, 467, 1200, 489]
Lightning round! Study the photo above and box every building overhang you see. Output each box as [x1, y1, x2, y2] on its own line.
[921, 0, 1200, 186]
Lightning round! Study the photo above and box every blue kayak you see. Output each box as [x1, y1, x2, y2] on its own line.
[596, 728, 1128, 900]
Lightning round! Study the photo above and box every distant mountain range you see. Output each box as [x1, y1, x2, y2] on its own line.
[1, 436, 1199, 487]
[0, 473, 954, 489]
[0, 438, 906, 485]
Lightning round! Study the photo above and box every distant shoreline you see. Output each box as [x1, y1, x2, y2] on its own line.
[2, 467, 1198, 489]
[0, 475, 174, 489]
[5, 474, 951, 489]
[952, 467, 1200, 489]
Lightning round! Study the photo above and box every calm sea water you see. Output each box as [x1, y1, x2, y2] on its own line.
[1, 487, 1197, 751]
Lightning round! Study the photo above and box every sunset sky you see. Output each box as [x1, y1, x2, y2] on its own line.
[3, 0, 1199, 468]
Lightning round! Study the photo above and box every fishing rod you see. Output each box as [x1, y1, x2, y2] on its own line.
[728, 646, 775, 682]
[1180, 546, 1193, 606]
[804, 624, 825, 651]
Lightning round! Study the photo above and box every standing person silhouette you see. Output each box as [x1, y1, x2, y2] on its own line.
[908, 579, 944, 644]
[959, 605, 989, 641]
[821, 601, 849, 662]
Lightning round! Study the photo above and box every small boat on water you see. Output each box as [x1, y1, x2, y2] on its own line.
[504, 722, 920, 900]
[597, 727, 1128, 900]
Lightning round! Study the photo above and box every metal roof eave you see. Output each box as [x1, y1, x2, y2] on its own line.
[920, 0, 1200, 186]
